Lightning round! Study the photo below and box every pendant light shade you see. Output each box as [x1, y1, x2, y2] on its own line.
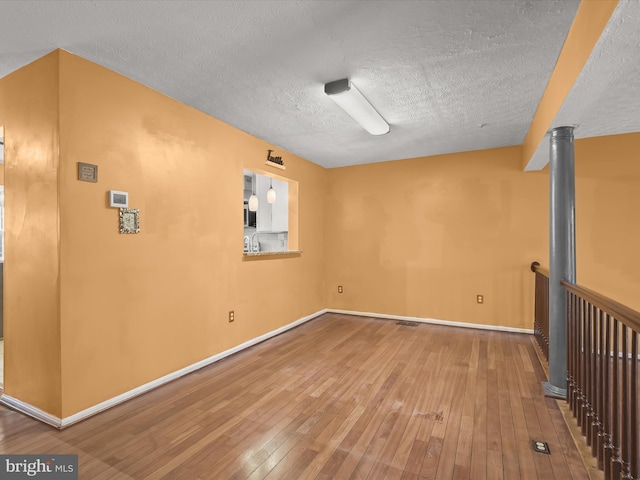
[267, 179, 276, 204]
[248, 193, 258, 212]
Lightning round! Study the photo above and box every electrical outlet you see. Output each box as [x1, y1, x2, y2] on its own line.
[476, 295, 484, 304]
[532, 440, 550, 454]
[338, 285, 343, 294]
[229, 310, 235, 322]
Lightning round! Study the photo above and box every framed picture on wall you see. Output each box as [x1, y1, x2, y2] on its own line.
[119, 208, 140, 234]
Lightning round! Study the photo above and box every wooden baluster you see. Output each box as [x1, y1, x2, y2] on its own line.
[541, 272, 548, 359]
[621, 326, 631, 479]
[540, 273, 547, 359]
[621, 328, 638, 480]
[590, 303, 598, 446]
[584, 301, 593, 441]
[578, 298, 586, 425]
[571, 295, 580, 417]
[583, 300, 588, 430]
[628, 331, 638, 480]
[591, 308, 604, 464]
[567, 292, 575, 411]
[534, 271, 548, 360]
[612, 318, 622, 480]
[575, 293, 581, 410]
[575, 297, 582, 420]
[582, 304, 595, 447]
[536, 273, 540, 353]
[603, 313, 614, 479]
[544, 275, 549, 359]
[541, 278, 544, 356]
[534, 272, 540, 352]
[537, 275, 541, 349]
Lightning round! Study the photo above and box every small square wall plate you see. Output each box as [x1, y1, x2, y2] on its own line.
[109, 190, 128, 208]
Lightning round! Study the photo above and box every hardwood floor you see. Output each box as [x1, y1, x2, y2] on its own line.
[0, 339, 3, 386]
[0, 313, 589, 479]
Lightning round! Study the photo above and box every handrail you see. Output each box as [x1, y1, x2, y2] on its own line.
[530, 261, 549, 277]
[562, 279, 639, 480]
[561, 280, 640, 333]
[530, 264, 639, 479]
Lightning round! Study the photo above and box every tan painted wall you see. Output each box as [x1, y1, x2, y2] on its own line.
[56, 51, 327, 416]
[574, 133, 640, 312]
[323, 134, 640, 329]
[325, 146, 548, 330]
[0, 50, 326, 418]
[0, 51, 62, 416]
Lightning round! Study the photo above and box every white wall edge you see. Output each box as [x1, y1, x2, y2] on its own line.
[524, 134, 549, 172]
[0, 394, 62, 429]
[2, 309, 327, 429]
[327, 309, 534, 334]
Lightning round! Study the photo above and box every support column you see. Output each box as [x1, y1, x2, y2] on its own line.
[544, 126, 576, 399]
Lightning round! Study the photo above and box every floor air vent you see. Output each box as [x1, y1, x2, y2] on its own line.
[396, 321, 419, 327]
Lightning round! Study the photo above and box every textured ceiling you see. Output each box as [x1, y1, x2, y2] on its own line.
[0, 0, 603, 169]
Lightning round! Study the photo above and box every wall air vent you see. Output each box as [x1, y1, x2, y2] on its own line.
[396, 321, 419, 327]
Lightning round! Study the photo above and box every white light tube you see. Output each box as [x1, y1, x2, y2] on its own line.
[324, 79, 389, 136]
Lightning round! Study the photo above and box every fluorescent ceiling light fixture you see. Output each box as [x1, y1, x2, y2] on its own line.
[324, 79, 389, 136]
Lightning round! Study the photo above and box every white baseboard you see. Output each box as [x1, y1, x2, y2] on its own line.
[327, 309, 534, 334]
[2, 308, 328, 429]
[0, 394, 62, 428]
[1, 307, 532, 428]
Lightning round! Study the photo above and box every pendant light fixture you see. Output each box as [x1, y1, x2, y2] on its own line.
[267, 178, 276, 204]
[248, 190, 258, 212]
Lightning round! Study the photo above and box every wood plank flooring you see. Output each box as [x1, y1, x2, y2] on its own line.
[0, 313, 589, 479]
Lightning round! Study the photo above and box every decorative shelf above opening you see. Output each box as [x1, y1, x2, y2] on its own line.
[265, 160, 286, 170]
[265, 149, 285, 170]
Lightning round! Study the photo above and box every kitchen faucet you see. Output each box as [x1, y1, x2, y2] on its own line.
[250, 232, 260, 253]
